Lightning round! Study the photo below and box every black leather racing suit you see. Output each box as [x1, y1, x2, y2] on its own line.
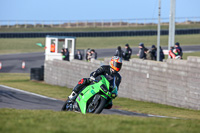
[73, 65, 121, 93]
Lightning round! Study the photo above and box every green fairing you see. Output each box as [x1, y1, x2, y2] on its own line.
[76, 75, 117, 114]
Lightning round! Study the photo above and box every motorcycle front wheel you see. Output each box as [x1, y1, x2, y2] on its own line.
[87, 94, 107, 114]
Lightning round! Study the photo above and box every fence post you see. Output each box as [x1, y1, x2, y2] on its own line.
[101, 20, 104, 28]
[16, 20, 18, 28]
[93, 20, 96, 27]
[127, 19, 130, 27]
[42, 20, 44, 28]
[85, 21, 87, 28]
[76, 21, 78, 28]
[68, 21, 71, 28]
[51, 21, 53, 28]
[34, 21, 36, 28]
[24, 21, 27, 28]
[110, 19, 113, 27]
[7, 21, 10, 28]
[136, 19, 138, 26]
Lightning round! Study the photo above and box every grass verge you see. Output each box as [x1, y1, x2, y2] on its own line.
[0, 73, 200, 133]
[1, 108, 200, 133]
[0, 34, 200, 54]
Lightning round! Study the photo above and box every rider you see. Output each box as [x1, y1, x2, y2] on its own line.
[67, 56, 122, 109]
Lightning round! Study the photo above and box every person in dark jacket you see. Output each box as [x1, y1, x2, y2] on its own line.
[66, 56, 122, 109]
[155, 46, 165, 61]
[123, 44, 132, 61]
[137, 43, 146, 59]
[64, 48, 70, 61]
[114, 46, 124, 58]
[175, 42, 183, 59]
[61, 48, 66, 60]
[75, 50, 83, 60]
[151, 45, 157, 60]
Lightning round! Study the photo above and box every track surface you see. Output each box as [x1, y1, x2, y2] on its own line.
[0, 85, 166, 117]
[0, 45, 200, 73]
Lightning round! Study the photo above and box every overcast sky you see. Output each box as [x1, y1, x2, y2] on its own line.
[0, 0, 199, 21]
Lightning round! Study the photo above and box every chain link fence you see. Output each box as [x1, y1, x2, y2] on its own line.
[0, 17, 200, 29]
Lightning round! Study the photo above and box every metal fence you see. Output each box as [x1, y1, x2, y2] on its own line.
[0, 17, 200, 28]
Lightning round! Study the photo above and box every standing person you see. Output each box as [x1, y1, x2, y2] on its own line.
[86, 48, 91, 61]
[75, 50, 83, 60]
[64, 48, 70, 61]
[61, 48, 66, 60]
[175, 42, 183, 59]
[155, 46, 165, 61]
[94, 49, 98, 59]
[90, 49, 96, 62]
[114, 46, 123, 58]
[151, 45, 157, 60]
[137, 43, 146, 59]
[85, 48, 90, 61]
[169, 46, 180, 59]
[123, 44, 132, 61]
[145, 48, 152, 60]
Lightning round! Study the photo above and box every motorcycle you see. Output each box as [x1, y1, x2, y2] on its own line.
[61, 75, 118, 114]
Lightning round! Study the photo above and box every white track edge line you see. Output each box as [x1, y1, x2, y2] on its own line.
[0, 85, 58, 101]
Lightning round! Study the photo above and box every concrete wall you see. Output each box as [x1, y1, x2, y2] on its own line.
[45, 57, 200, 110]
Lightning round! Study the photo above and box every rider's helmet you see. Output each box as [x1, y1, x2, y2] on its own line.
[110, 56, 122, 72]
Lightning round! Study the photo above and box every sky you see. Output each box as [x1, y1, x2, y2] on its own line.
[0, 0, 199, 21]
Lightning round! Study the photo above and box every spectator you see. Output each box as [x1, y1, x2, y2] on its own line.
[137, 43, 146, 59]
[75, 50, 83, 60]
[64, 48, 70, 61]
[114, 46, 124, 58]
[123, 44, 132, 61]
[90, 49, 96, 62]
[86, 48, 91, 61]
[94, 49, 98, 59]
[145, 48, 152, 60]
[61, 48, 65, 60]
[151, 45, 157, 60]
[175, 42, 183, 59]
[169, 46, 181, 59]
[155, 46, 165, 61]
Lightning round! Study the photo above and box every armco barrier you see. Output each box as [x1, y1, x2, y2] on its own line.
[1, 29, 200, 38]
[45, 57, 200, 110]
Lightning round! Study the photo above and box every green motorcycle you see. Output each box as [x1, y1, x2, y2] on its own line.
[61, 75, 118, 114]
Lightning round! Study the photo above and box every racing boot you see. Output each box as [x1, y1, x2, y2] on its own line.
[65, 91, 78, 111]
[68, 91, 78, 102]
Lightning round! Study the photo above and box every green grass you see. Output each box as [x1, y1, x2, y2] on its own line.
[0, 73, 200, 133]
[0, 34, 200, 54]
[1, 109, 200, 133]
[182, 52, 200, 59]
[0, 38, 45, 54]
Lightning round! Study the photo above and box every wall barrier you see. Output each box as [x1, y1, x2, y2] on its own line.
[1, 29, 200, 38]
[45, 57, 200, 110]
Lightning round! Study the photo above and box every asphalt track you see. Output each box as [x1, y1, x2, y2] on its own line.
[0, 85, 173, 118]
[0, 45, 200, 73]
